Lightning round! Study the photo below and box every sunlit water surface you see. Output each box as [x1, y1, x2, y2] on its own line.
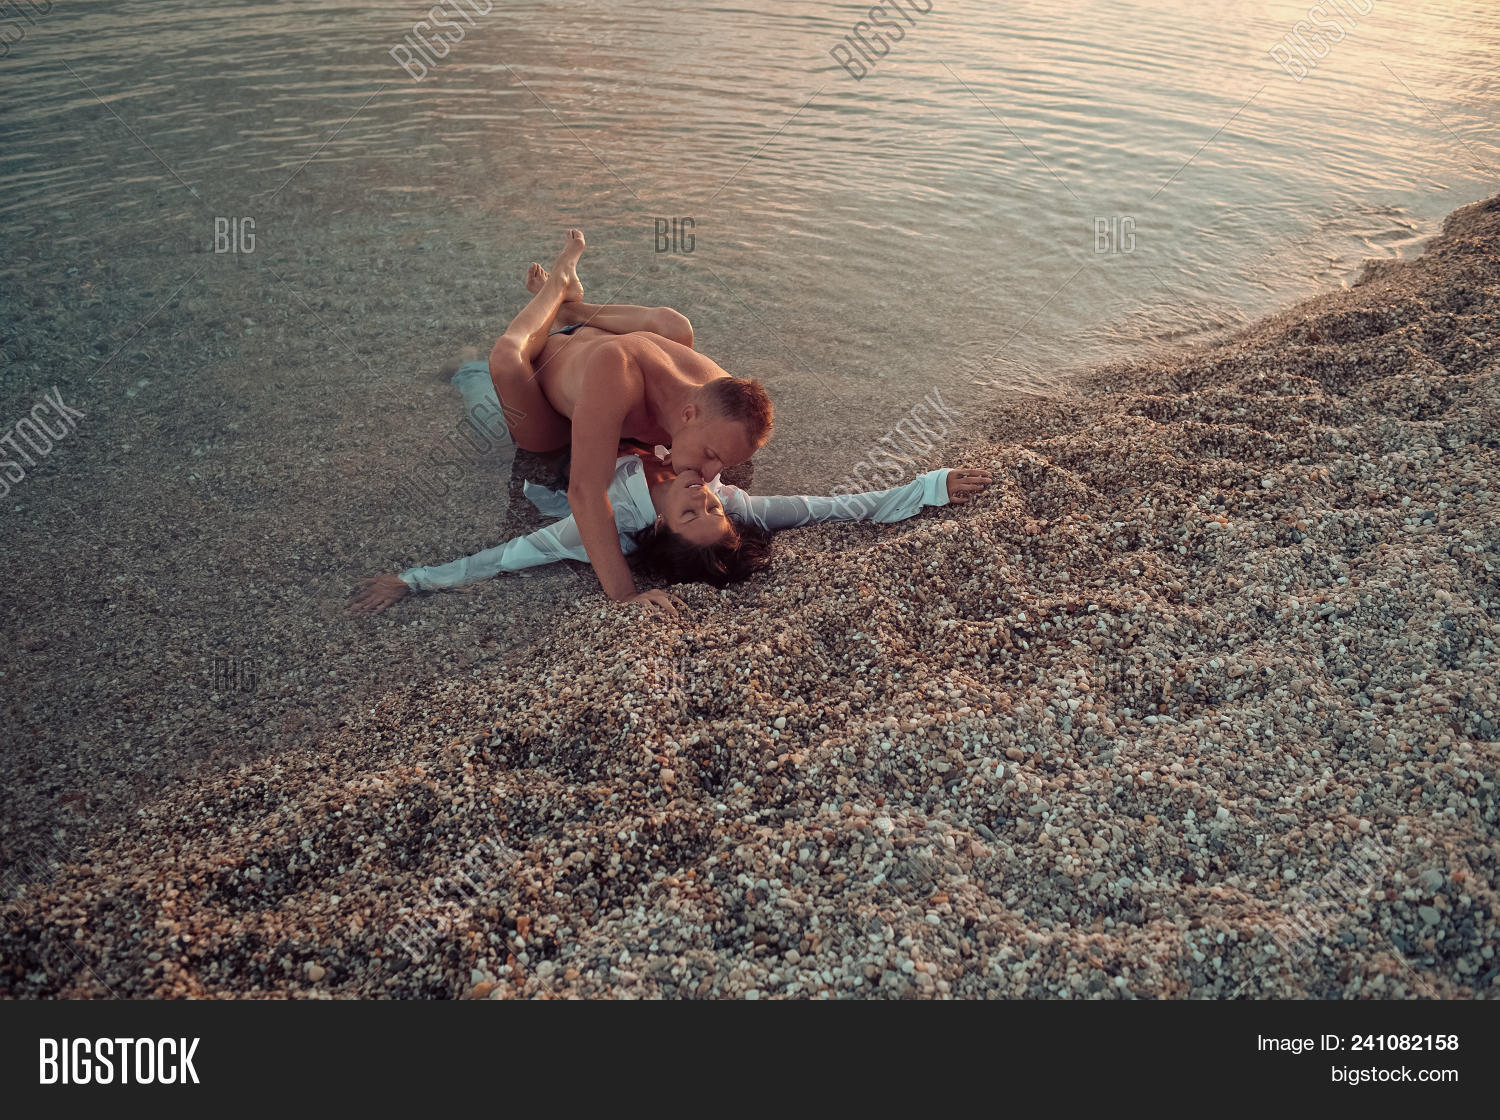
[3, 0, 1497, 488]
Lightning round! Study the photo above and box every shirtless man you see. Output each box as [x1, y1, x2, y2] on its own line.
[488, 228, 773, 616]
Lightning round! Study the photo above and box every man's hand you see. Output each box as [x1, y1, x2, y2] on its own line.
[627, 589, 686, 618]
[350, 574, 411, 615]
[945, 468, 993, 504]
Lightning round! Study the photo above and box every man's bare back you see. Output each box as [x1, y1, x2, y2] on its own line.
[535, 328, 729, 451]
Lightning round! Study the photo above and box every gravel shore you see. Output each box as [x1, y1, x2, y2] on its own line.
[3, 195, 1497, 999]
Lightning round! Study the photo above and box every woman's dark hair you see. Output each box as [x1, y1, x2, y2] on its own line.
[630, 517, 774, 589]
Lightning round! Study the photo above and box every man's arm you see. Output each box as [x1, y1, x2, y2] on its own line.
[350, 458, 658, 616]
[566, 364, 643, 603]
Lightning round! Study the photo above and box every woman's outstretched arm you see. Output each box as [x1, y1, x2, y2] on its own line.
[713, 468, 991, 532]
[394, 517, 591, 591]
[348, 518, 597, 615]
[350, 459, 652, 614]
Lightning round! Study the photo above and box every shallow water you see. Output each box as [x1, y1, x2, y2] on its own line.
[2, 0, 1497, 489]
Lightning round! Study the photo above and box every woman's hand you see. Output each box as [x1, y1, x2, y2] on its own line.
[626, 588, 687, 618]
[945, 468, 993, 504]
[350, 574, 411, 615]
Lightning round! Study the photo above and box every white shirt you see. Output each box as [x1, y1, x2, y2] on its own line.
[398, 455, 952, 592]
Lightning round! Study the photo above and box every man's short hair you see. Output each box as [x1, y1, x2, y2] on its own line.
[702, 376, 773, 445]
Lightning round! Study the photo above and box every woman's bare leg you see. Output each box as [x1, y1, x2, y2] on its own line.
[488, 230, 585, 453]
[525, 263, 694, 348]
[561, 301, 694, 348]
[502, 233, 583, 364]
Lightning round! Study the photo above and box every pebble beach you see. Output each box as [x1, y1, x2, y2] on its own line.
[2, 195, 1497, 1000]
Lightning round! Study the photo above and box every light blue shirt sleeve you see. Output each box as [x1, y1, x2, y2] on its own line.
[396, 519, 619, 591]
[396, 463, 952, 591]
[713, 468, 952, 530]
[397, 459, 648, 591]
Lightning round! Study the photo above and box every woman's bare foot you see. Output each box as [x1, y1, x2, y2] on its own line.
[435, 345, 480, 381]
[525, 261, 584, 303]
[544, 229, 586, 307]
[553, 226, 585, 271]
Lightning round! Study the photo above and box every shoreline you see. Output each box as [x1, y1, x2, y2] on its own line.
[2, 194, 1496, 999]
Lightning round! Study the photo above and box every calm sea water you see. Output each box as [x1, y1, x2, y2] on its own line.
[2, 0, 1497, 487]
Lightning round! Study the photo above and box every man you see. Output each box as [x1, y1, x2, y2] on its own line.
[486, 228, 773, 616]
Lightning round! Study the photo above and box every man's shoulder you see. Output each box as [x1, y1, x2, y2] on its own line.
[629, 339, 730, 400]
[571, 347, 646, 418]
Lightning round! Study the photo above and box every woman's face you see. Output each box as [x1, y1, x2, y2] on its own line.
[663, 468, 733, 546]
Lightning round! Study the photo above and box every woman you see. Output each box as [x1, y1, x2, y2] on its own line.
[350, 440, 991, 614]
